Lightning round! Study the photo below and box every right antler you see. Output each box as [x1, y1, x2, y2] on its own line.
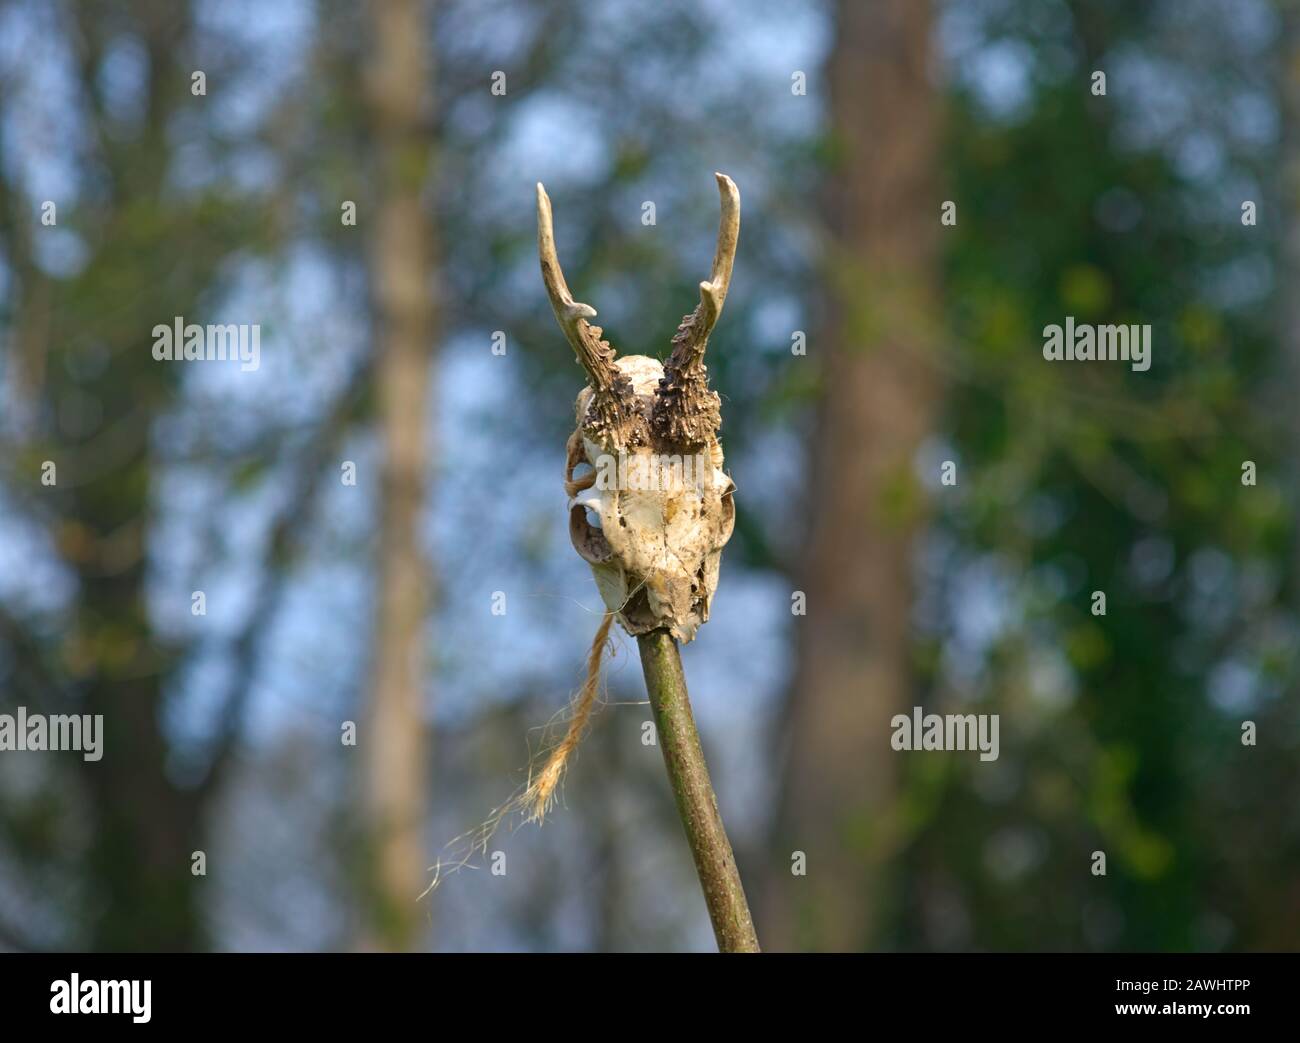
[537, 182, 624, 397]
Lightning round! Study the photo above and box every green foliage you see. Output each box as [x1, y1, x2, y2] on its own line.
[895, 0, 1298, 951]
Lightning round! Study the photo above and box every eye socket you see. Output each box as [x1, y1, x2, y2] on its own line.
[569, 503, 614, 565]
[718, 478, 736, 541]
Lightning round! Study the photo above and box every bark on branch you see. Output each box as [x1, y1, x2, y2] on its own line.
[636, 628, 760, 952]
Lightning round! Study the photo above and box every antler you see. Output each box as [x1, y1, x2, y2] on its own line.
[537, 182, 623, 395]
[690, 172, 740, 352]
[653, 172, 740, 447]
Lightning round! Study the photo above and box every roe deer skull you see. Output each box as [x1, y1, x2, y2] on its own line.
[538, 173, 740, 643]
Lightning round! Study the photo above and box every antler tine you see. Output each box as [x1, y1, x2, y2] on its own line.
[698, 172, 740, 335]
[664, 173, 741, 374]
[653, 174, 740, 448]
[537, 182, 619, 392]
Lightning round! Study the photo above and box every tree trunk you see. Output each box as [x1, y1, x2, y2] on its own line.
[359, 0, 437, 951]
[71, 4, 207, 951]
[764, 0, 941, 951]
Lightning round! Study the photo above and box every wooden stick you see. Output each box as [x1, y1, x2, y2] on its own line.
[636, 628, 760, 952]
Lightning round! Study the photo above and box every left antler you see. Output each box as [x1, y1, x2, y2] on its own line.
[690, 172, 741, 347]
[654, 173, 740, 448]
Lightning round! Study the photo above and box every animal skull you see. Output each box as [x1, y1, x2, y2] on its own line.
[538, 174, 740, 643]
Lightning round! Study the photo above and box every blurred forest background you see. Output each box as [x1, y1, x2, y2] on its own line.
[0, 0, 1297, 952]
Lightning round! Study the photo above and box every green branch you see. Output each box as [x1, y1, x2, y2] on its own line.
[636, 629, 760, 953]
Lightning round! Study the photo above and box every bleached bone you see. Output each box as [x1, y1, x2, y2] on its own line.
[541, 175, 741, 642]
